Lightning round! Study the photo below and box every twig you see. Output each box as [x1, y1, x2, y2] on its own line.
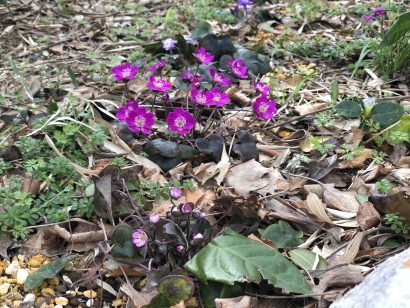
[245, 290, 342, 299]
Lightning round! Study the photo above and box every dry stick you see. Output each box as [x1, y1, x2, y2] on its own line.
[266, 107, 333, 129]
[245, 290, 342, 299]
[53, 224, 107, 242]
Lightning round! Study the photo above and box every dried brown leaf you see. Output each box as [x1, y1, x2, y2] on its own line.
[306, 193, 333, 224]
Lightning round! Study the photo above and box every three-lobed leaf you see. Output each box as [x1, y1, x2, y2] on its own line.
[261, 220, 303, 248]
[185, 232, 311, 294]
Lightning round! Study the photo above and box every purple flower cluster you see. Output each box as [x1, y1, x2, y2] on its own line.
[117, 102, 155, 135]
[363, 6, 386, 23]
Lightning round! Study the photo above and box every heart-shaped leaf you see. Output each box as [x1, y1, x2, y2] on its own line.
[335, 99, 362, 118]
[111, 224, 140, 263]
[196, 134, 225, 162]
[232, 130, 259, 162]
[370, 101, 404, 127]
[185, 230, 311, 294]
[261, 220, 304, 248]
[199, 34, 235, 61]
[157, 275, 195, 305]
[191, 21, 212, 39]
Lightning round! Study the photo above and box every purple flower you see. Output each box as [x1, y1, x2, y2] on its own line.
[147, 75, 172, 92]
[252, 95, 277, 120]
[184, 35, 198, 45]
[125, 106, 155, 134]
[228, 57, 248, 79]
[176, 244, 185, 253]
[170, 187, 182, 200]
[147, 60, 167, 72]
[191, 87, 210, 106]
[372, 6, 386, 17]
[180, 69, 194, 81]
[209, 68, 231, 87]
[149, 214, 160, 224]
[112, 62, 139, 81]
[131, 229, 148, 247]
[254, 80, 270, 95]
[167, 108, 195, 135]
[116, 101, 139, 122]
[205, 87, 231, 107]
[238, 0, 253, 8]
[192, 233, 204, 240]
[193, 210, 207, 220]
[162, 38, 177, 51]
[194, 47, 214, 65]
[180, 202, 193, 214]
[363, 15, 374, 23]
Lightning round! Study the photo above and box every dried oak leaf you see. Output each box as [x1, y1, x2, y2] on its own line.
[356, 201, 381, 230]
[369, 191, 410, 224]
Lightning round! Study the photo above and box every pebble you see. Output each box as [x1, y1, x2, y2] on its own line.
[55, 297, 69, 306]
[23, 293, 36, 303]
[83, 290, 97, 298]
[112, 299, 123, 307]
[41, 288, 55, 297]
[86, 299, 95, 307]
[0, 283, 11, 295]
[55, 306, 63, 308]
[5, 261, 19, 276]
[16, 268, 30, 284]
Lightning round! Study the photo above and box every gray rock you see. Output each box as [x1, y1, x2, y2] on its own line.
[331, 248, 410, 308]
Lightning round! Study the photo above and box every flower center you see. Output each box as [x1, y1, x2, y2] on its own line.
[135, 116, 146, 127]
[213, 94, 220, 102]
[122, 68, 131, 77]
[199, 54, 206, 62]
[259, 103, 268, 113]
[175, 116, 186, 128]
[214, 74, 221, 82]
[154, 81, 163, 88]
[197, 94, 206, 104]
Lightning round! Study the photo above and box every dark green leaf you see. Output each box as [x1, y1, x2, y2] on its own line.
[196, 134, 225, 162]
[24, 255, 76, 291]
[142, 42, 162, 54]
[370, 101, 404, 127]
[111, 224, 140, 263]
[232, 130, 259, 162]
[289, 249, 327, 270]
[185, 233, 311, 294]
[191, 21, 212, 39]
[381, 12, 410, 46]
[331, 79, 339, 102]
[335, 99, 362, 118]
[66, 66, 79, 88]
[199, 281, 243, 308]
[176, 34, 195, 61]
[157, 275, 194, 305]
[261, 220, 303, 248]
[145, 139, 179, 158]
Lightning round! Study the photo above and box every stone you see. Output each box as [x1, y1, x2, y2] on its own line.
[5, 261, 19, 276]
[23, 293, 36, 303]
[16, 268, 30, 284]
[331, 248, 410, 308]
[86, 299, 95, 307]
[0, 283, 11, 295]
[41, 288, 55, 297]
[55, 297, 69, 306]
[83, 290, 97, 298]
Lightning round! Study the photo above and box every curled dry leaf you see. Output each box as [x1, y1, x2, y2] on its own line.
[226, 85, 251, 106]
[295, 102, 327, 116]
[356, 201, 381, 230]
[341, 231, 364, 264]
[306, 193, 333, 224]
[339, 148, 373, 169]
[323, 185, 360, 212]
[312, 265, 364, 293]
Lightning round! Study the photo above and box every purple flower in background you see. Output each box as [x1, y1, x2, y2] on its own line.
[176, 244, 185, 253]
[149, 214, 160, 224]
[180, 202, 193, 214]
[170, 187, 183, 200]
[363, 15, 374, 23]
[238, 0, 253, 8]
[192, 233, 204, 240]
[112, 62, 139, 81]
[180, 69, 194, 81]
[167, 108, 195, 135]
[252, 95, 277, 120]
[205, 87, 231, 107]
[191, 87, 210, 106]
[147, 75, 172, 92]
[116, 101, 139, 122]
[209, 68, 231, 87]
[184, 35, 198, 45]
[254, 80, 270, 95]
[132, 229, 148, 247]
[194, 47, 214, 65]
[125, 106, 155, 134]
[372, 6, 386, 17]
[162, 38, 177, 51]
[147, 60, 167, 72]
[228, 57, 248, 79]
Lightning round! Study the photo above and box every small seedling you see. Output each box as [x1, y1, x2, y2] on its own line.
[311, 137, 335, 154]
[375, 179, 393, 194]
[384, 213, 409, 234]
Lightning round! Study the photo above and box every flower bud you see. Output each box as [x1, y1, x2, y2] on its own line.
[149, 214, 160, 224]
[192, 210, 207, 220]
[169, 187, 182, 200]
[192, 233, 204, 240]
[180, 202, 193, 214]
[176, 244, 185, 253]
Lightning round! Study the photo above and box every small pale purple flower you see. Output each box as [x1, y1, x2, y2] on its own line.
[194, 47, 214, 65]
[184, 35, 198, 45]
[238, 0, 253, 8]
[116, 101, 139, 122]
[176, 244, 185, 253]
[191, 87, 210, 106]
[209, 68, 231, 87]
[170, 187, 182, 200]
[149, 214, 160, 224]
[112, 62, 139, 81]
[228, 57, 248, 79]
[167, 108, 195, 135]
[147, 75, 172, 92]
[131, 229, 148, 247]
[372, 6, 386, 17]
[193, 210, 207, 220]
[192, 233, 204, 240]
[205, 87, 231, 107]
[147, 60, 167, 72]
[252, 95, 277, 120]
[162, 38, 177, 51]
[180, 202, 193, 214]
[254, 80, 270, 95]
[363, 15, 374, 23]
[125, 106, 155, 134]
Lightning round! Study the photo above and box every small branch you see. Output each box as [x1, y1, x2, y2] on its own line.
[53, 225, 107, 243]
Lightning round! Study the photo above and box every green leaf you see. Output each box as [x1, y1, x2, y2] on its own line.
[369, 101, 404, 127]
[331, 79, 339, 102]
[335, 99, 362, 118]
[261, 220, 303, 248]
[185, 233, 311, 294]
[383, 115, 410, 144]
[111, 224, 140, 262]
[191, 21, 212, 39]
[289, 249, 327, 270]
[66, 66, 79, 88]
[381, 12, 410, 46]
[157, 275, 194, 306]
[24, 255, 76, 291]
